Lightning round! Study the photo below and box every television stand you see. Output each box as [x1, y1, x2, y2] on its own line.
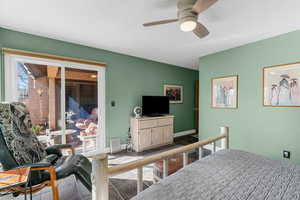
[130, 115, 174, 152]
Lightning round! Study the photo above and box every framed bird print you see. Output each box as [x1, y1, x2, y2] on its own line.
[212, 75, 238, 109]
[263, 62, 300, 107]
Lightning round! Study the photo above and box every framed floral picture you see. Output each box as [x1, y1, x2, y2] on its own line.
[164, 85, 183, 104]
[263, 62, 300, 107]
[212, 75, 238, 109]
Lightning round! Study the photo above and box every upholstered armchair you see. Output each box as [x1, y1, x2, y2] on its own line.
[0, 102, 92, 200]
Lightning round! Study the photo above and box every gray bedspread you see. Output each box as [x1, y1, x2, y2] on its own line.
[132, 149, 300, 200]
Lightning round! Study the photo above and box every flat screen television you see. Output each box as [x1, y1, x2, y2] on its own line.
[142, 96, 170, 116]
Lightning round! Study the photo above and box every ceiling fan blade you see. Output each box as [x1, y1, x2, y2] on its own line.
[193, 22, 209, 38]
[143, 19, 178, 27]
[192, 0, 218, 14]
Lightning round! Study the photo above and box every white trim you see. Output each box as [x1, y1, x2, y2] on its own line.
[3, 53, 99, 70]
[60, 67, 66, 144]
[4, 55, 20, 101]
[97, 67, 106, 152]
[103, 144, 127, 154]
[173, 129, 197, 138]
[4, 54, 12, 101]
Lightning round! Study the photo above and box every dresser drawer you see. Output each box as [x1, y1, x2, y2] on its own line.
[157, 118, 173, 126]
[139, 119, 157, 129]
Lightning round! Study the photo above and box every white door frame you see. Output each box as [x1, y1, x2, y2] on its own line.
[4, 53, 106, 152]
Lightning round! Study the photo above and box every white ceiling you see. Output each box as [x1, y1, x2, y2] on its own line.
[1, 0, 300, 70]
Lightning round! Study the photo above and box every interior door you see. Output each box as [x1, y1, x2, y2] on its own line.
[195, 80, 199, 134]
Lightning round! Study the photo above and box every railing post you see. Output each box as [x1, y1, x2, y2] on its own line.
[183, 152, 188, 167]
[212, 142, 216, 153]
[163, 159, 169, 179]
[220, 126, 229, 149]
[199, 146, 203, 160]
[91, 154, 109, 200]
[82, 138, 87, 154]
[137, 167, 143, 193]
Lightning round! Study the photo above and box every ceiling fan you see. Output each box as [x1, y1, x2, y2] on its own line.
[143, 0, 218, 38]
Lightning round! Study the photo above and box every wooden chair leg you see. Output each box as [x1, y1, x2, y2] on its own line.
[49, 167, 59, 200]
[51, 183, 59, 200]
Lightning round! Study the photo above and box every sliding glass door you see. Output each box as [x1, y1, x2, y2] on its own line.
[64, 67, 99, 153]
[4, 54, 105, 154]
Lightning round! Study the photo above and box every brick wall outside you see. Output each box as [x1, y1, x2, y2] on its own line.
[20, 77, 50, 126]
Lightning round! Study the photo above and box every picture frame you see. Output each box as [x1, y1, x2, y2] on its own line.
[164, 85, 183, 104]
[211, 75, 238, 109]
[263, 62, 300, 107]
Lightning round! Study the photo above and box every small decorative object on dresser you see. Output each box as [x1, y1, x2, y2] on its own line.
[212, 75, 238, 109]
[131, 115, 174, 152]
[164, 85, 183, 104]
[133, 106, 142, 118]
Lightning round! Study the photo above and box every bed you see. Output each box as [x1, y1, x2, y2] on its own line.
[90, 127, 300, 200]
[132, 149, 300, 200]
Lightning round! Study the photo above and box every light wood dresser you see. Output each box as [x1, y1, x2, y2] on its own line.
[131, 115, 174, 152]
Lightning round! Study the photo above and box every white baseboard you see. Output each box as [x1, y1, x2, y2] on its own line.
[104, 144, 127, 153]
[174, 129, 197, 138]
[83, 144, 127, 157]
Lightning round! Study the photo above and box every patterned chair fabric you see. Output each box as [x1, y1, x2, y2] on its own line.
[0, 102, 47, 166]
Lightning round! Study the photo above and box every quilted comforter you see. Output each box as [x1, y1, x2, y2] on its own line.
[132, 149, 300, 200]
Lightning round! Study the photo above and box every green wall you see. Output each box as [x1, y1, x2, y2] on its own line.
[199, 30, 300, 164]
[0, 27, 198, 143]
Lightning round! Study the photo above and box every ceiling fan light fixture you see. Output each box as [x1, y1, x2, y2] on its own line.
[180, 20, 197, 32]
[178, 8, 198, 32]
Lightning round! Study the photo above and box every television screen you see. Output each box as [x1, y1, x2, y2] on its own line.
[142, 96, 170, 116]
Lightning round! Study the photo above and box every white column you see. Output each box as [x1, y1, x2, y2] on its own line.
[183, 152, 188, 167]
[60, 67, 66, 144]
[199, 146, 203, 160]
[163, 159, 169, 179]
[91, 155, 109, 200]
[220, 126, 229, 149]
[137, 167, 143, 193]
[212, 142, 216, 153]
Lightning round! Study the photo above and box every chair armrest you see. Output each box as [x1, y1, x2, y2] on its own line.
[46, 144, 75, 155]
[45, 146, 63, 157]
[23, 164, 58, 191]
[41, 154, 58, 164]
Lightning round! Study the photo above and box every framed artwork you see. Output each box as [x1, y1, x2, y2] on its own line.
[263, 62, 300, 107]
[212, 75, 238, 109]
[164, 85, 183, 104]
